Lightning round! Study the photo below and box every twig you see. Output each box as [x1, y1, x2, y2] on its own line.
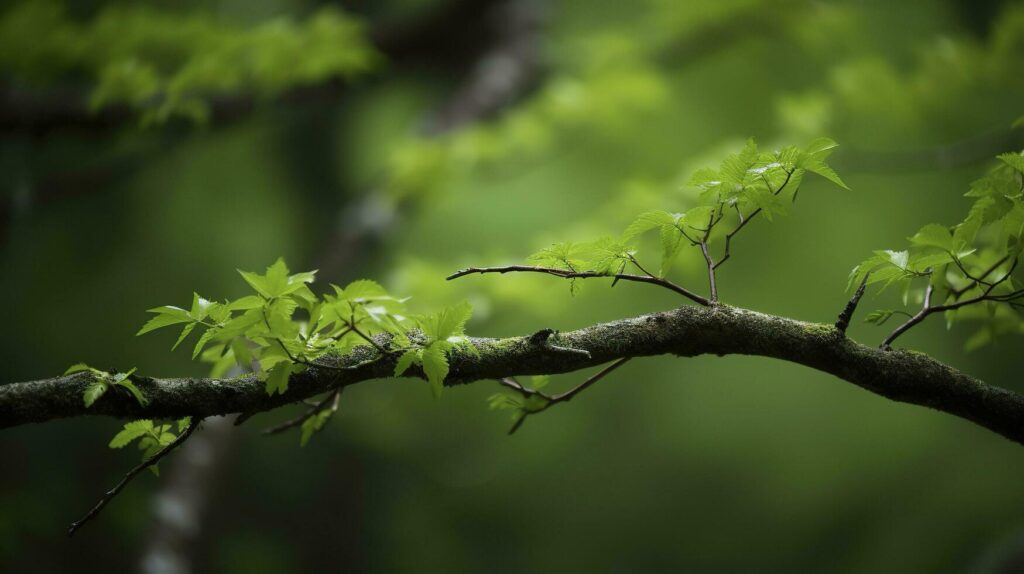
[881, 284, 935, 350]
[835, 274, 869, 334]
[881, 257, 1021, 349]
[713, 168, 794, 271]
[499, 358, 631, 434]
[263, 389, 342, 435]
[68, 418, 203, 537]
[447, 265, 711, 306]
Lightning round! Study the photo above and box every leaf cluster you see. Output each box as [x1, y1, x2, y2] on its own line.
[64, 363, 145, 408]
[108, 417, 191, 475]
[853, 150, 1024, 349]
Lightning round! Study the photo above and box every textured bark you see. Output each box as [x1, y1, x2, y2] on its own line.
[2, 304, 1022, 445]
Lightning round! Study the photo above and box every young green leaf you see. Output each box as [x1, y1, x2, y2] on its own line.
[65, 363, 94, 375]
[109, 420, 155, 448]
[83, 381, 108, 407]
[421, 344, 450, 398]
[137, 306, 192, 336]
[394, 349, 420, 376]
[300, 409, 334, 447]
[420, 301, 473, 343]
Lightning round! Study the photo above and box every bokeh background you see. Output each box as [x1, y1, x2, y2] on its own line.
[2, 0, 1024, 572]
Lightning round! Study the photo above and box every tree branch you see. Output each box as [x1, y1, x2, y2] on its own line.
[67, 418, 203, 537]
[3, 304, 1023, 445]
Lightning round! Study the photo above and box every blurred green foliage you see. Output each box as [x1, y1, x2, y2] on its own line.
[0, 1, 378, 123]
[2, 0, 1024, 573]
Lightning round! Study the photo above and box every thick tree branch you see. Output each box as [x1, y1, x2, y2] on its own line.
[3, 304, 1023, 445]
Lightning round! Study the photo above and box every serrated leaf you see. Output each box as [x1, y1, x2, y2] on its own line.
[83, 381, 108, 407]
[137, 306, 191, 336]
[394, 349, 419, 376]
[422, 344, 449, 398]
[177, 417, 192, 433]
[908, 223, 955, 252]
[998, 152, 1024, 174]
[526, 242, 586, 271]
[109, 420, 154, 448]
[65, 362, 93, 375]
[300, 409, 333, 447]
[421, 301, 473, 343]
[265, 362, 299, 396]
[623, 210, 673, 240]
[239, 258, 317, 299]
[863, 309, 896, 325]
[116, 379, 149, 407]
[171, 322, 197, 351]
[226, 295, 264, 311]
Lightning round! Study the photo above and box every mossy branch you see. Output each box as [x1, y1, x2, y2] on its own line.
[2, 304, 1022, 445]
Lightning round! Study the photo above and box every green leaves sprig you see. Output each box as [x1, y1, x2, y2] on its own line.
[852, 149, 1024, 349]
[394, 301, 475, 397]
[65, 363, 145, 408]
[109, 417, 192, 475]
[523, 138, 847, 298]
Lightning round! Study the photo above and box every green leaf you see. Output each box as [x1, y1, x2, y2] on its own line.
[188, 293, 215, 321]
[803, 137, 839, 161]
[265, 362, 300, 396]
[530, 375, 550, 390]
[581, 237, 635, 275]
[719, 138, 759, 187]
[997, 152, 1024, 174]
[171, 322, 197, 351]
[884, 250, 909, 269]
[908, 223, 955, 252]
[658, 223, 684, 275]
[421, 344, 449, 398]
[177, 417, 192, 433]
[798, 138, 849, 190]
[226, 295, 264, 311]
[679, 206, 715, 231]
[421, 301, 473, 343]
[116, 378, 149, 407]
[109, 420, 154, 448]
[230, 338, 254, 371]
[863, 310, 897, 325]
[623, 210, 673, 240]
[300, 409, 333, 447]
[65, 362, 94, 375]
[238, 258, 317, 299]
[137, 306, 191, 336]
[191, 327, 218, 359]
[83, 381, 107, 407]
[394, 349, 419, 376]
[340, 279, 388, 301]
[526, 242, 586, 271]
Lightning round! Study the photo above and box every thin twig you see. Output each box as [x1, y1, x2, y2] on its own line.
[881, 284, 934, 349]
[68, 418, 203, 537]
[263, 388, 342, 435]
[499, 358, 632, 434]
[713, 168, 794, 271]
[447, 266, 711, 306]
[881, 257, 1021, 348]
[950, 255, 1010, 298]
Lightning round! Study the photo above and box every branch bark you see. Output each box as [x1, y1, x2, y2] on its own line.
[3, 304, 1022, 445]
